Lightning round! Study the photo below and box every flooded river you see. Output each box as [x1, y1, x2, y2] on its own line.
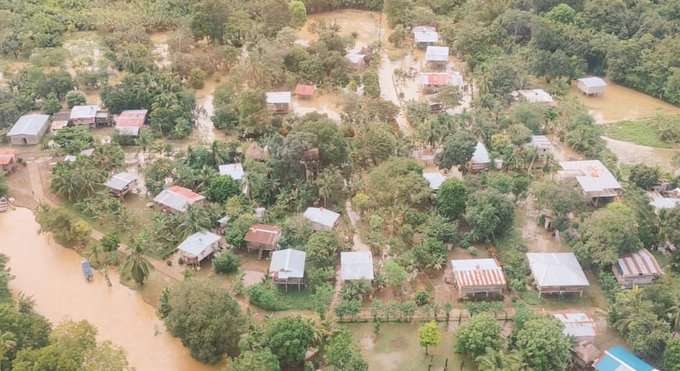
[0, 208, 216, 371]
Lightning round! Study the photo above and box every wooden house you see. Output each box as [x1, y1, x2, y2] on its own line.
[244, 224, 282, 258]
[303, 207, 340, 231]
[469, 142, 491, 172]
[104, 172, 138, 198]
[269, 248, 306, 290]
[266, 92, 292, 113]
[527, 252, 589, 296]
[412, 26, 439, 48]
[450, 258, 506, 297]
[178, 231, 222, 265]
[558, 160, 622, 204]
[115, 110, 148, 137]
[69, 105, 99, 128]
[613, 249, 663, 288]
[425, 46, 449, 69]
[153, 185, 205, 213]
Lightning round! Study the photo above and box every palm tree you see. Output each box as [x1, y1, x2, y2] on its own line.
[177, 204, 214, 240]
[122, 239, 152, 286]
[476, 348, 525, 371]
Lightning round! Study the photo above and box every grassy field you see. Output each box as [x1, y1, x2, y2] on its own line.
[604, 120, 673, 148]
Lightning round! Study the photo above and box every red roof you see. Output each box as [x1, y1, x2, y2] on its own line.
[423, 73, 451, 86]
[168, 185, 204, 202]
[0, 149, 16, 166]
[115, 110, 148, 128]
[617, 249, 663, 278]
[451, 259, 506, 288]
[294, 84, 316, 97]
[244, 224, 282, 246]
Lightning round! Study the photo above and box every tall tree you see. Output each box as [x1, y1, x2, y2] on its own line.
[121, 237, 151, 286]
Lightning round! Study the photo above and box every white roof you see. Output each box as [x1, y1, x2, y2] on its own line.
[423, 171, 446, 190]
[177, 231, 220, 258]
[270, 249, 306, 279]
[650, 196, 680, 210]
[70, 105, 99, 120]
[553, 312, 596, 339]
[471, 142, 490, 164]
[516, 89, 554, 104]
[559, 160, 622, 194]
[105, 172, 137, 191]
[153, 187, 205, 212]
[413, 26, 439, 43]
[577, 77, 607, 89]
[218, 163, 245, 181]
[346, 52, 365, 64]
[8, 114, 50, 137]
[527, 253, 589, 288]
[341, 251, 374, 280]
[266, 92, 291, 105]
[529, 135, 553, 150]
[303, 207, 340, 228]
[425, 46, 449, 62]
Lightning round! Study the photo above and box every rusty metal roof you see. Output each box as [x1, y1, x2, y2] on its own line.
[617, 249, 663, 278]
[244, 224, 281, 246]
[450, 259, 506, 288]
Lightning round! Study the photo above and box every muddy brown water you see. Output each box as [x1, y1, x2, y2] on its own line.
[0, 208, 216, 371]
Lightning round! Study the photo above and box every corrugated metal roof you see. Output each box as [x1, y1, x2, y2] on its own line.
[153, 186, 205, 212]
[527, 252, 590, 288]
[270, 249, 306, 279]
[115, 110, 147, 128]
[244, 224, 281, 246]
[70, 105, 99, 120]
[649, 196, 680, 210]
[294, 84, 316, 96]
[346, 52, 365, 64]
[423, 171, 446, 190]
[413, 26, 439, 43]
[116, 126, 140, 136]
[471, 142, 490, 164]
[578, 77, 607, 89]
[450, 259, 505, 288]
[595, 346, 658, 371]
[218, 163, 245, 181]
[105, 172, 137, 191]
[559, 160, 622, 194]
[419, 73, 453, 86]
[341, 251, 374, 280]
[553, 312, 596, 339]
[516, 89, 554, 104]
[8, 114, 50, 137]
[617, 249, 663, 278]
[177, 231, 220, 258]
[266, 91, 291, 104]
[425, 46, 449, 62]
[529, 135, 553, 149]
[303, 207, 340, 228]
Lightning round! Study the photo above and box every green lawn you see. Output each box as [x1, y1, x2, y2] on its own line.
[605, 120, 673, 148]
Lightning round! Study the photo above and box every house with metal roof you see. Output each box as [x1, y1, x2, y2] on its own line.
[70, 105, 100, 127]
[527, 252, 590, 296]
[104, 172, 138, 197]
[294, 84, 316, 98]
[450, 258, 506, 297]
[218, 163, 245, 181]
[595, 346, 658, 371]
[266, 92, 292, 113]
[418, 72, 463, 93]
[470, 142, 491, 172]
[115, 110, 147, 137]
[425, 46, 449, 68]
[558, 160, 622, 203]
[269, 248, 306, 290]
[577, 77, 607, 96]
[423, 171, 446, 191]
[413, 26, 439, 48]
[177, 231, 222, 265]
[50, 111, 70, 131]
[513, 89, 555, 105]
[153, 185, 205, 213]
[244, 224, 282, 258]
[303, 207, 340, 231]
[8, 114, 50, 145]
[553, 312, 596, 342]
[341, 251, 374, 281]
[613, 249, 663, 288]
[527, 135, 553, 156]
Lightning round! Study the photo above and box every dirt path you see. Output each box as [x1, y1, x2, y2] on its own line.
[378, 54, 413, 136]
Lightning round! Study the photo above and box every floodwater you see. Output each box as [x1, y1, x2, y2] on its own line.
[194, 77, 228, 145]
[296, 10, 385, 48]
[0, 208, 216, 371]
[603, 136, 677, 172]
[571, 81, 680, 124]
[293, 94, 343, 123]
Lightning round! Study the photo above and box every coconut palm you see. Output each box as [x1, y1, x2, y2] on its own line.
[476, 348, 525, 371]
[122, 239, 152, 286]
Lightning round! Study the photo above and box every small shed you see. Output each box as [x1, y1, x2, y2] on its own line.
[527, 252, 589, 296]
[513, 89, 555, 105]
[470, 142, 491, 172]
[594, 346, 658, 371]
[450, 258, 506, 297]
[553, 312, 596, 342]
[269, 248, 306, 290]
[153, 185, 205, 213]
[413, 26, 439, 48]
[218, 163, 245, 181]
[50, 111, 70, 131]
[558, 160, 622, 203]
[577, 77, 607, 96]
[425, 46, 449, 68]
[423, 171, 446, 191]
[177, 231, 221, 265]
[613, 248, 663, 288]
[0, 149, 17, 173]
[70, 105, 99, 128]
[294, 84, 316, 99]
[528, 135, 553, 156]
[340, 251, 374, 281]
[104, 172, 138, 197]
[244, 224, 282, 258]
[8, 114, 50, 145]
[266, 92, 292, 113]
[303, 207, 340, 231]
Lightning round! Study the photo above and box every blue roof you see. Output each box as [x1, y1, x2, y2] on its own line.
[595, 346, 658, 371]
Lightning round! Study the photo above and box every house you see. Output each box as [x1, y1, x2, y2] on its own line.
[7, 114, 50, 145]
[552, 312, 596, 342]
[294, 84, 316, 99]
[418, 72, 463, 94]
[269, 248, 306, 290]
[0, 149, 17, 173]
[558, 160, 622, 203]
[346, 50, 366, 69]
[50, 111, 70, 131]
[69, 105, 99, 127]
[104, 172, 138, 197]
[341, 251, 374, 281]
[413, 26, 439, 48]
[577, 77, 607, 96]
[528, 135, 553, 156]
[218, 163, 245, 181]
[423, 171, 446, 191]
[266, 92, 292, 113]
[573, 341, 601, 370]
[513, 89, 555, 105]
[115, 110, 147, 137]
[613, 248, 663, 288]
[470, 142, 491, 172]
[450, 258, 506, 297]
[527, 252, 590, 296]
[153, 185, 205, 213]
[177, 231, 221, 265]
[412, 148, 439, 167]
[425, 46, 449, 69]
[595, 346, 658, 371]
[216, 215, 230, 235]
[303, 207, 340, 231]
[244, 224, 282, 258]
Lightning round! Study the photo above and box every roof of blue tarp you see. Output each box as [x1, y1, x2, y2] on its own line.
[595, 346, 658, 371]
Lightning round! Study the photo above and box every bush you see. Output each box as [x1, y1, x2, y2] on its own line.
[415, 291, 430, 306]
[213, 251, 240, 274]
[248, 281, 285, 311]
[65, 91, 87, 108]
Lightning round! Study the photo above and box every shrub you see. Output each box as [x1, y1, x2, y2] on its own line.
[65, 91, 87, 108]
[415, 291, 430, 306]
[213, 251, 240, 274]
[248, 281, 285, 311]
